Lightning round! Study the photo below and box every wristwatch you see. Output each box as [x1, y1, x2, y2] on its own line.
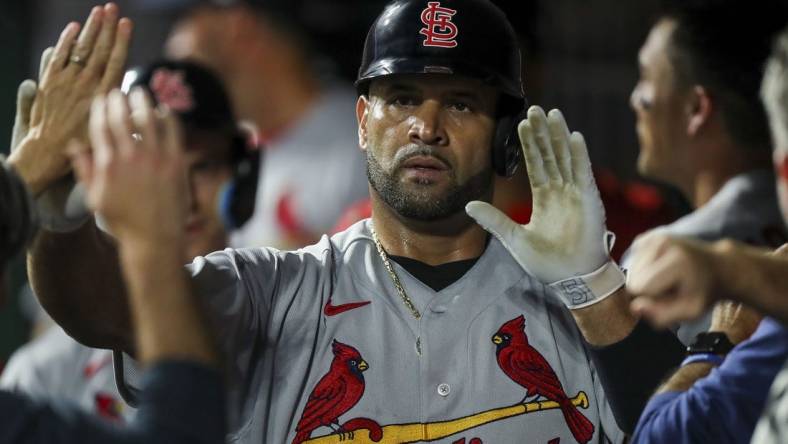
[686, 332, 735, 356]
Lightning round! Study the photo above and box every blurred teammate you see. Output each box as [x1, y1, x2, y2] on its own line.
[1, 59, 251, 422]
[625, 23, 788, 444]
[502, 0, 788, 434]
[165, 0, 368, 248]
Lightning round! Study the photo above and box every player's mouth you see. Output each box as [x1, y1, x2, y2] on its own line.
[400, 155, 450, 182]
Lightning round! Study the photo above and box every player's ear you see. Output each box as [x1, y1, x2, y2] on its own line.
[686, 85, 713, 137]
[356, 95, 369, 152]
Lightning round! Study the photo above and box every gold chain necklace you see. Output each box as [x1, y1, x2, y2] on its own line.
[370, 225, 422, 320]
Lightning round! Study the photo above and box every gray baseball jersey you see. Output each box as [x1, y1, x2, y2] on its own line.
[622, 169, 787, 344]
[180, 219, 623, 443]
[0, 326, 135, 422]
[229, 85, 369, 249]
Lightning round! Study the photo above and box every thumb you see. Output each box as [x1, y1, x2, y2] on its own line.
[465, 200, 520, 246]
[11, 80, 37, 151]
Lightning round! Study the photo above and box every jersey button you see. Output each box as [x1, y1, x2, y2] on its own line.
[430, 305, 448, 314]
[437, 383, 451, 397]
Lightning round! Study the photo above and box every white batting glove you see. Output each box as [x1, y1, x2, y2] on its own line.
[466, 106, 625, 309]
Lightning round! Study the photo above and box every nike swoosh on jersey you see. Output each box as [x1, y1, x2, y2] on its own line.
[323, 298, 371, 316]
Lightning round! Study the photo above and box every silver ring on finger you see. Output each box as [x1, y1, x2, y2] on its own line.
[69, 55, 87, 67]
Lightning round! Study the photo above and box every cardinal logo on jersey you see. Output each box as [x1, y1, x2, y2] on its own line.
[493, 315, 595, 444]
[420, 1, 459, 48]
[292, 340, 370, 444]
[149, 68, 195, 112]
[94, 393, 124, 422]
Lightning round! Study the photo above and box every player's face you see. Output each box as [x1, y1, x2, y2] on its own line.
[165, 10, 224, 71]
[630, 19, 693, 185]
[182, 130, 234, 259]
[358, 74, 497, 221]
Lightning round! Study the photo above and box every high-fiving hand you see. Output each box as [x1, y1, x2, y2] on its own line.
[71, 89, 188, 248]
[8, 4, 132, 223]
[466, 105, 625, 309]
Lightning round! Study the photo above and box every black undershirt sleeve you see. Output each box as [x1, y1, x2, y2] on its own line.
[586, 319, 685, 434]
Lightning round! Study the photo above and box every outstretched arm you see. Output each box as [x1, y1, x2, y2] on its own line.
[627, 234, 788, 327]
[466, 106, 684, 433]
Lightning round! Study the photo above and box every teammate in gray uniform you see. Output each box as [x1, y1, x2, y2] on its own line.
[622, 0, 788, 344]
[23, 1, 627, 443]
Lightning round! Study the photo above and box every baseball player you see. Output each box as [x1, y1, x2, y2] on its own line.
[1, 58, 252, 423]
[25, 1, 626, 443]
[165, 1, 369, 250]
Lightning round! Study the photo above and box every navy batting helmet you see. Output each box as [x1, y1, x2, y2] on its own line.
[356, 0, 526, 177]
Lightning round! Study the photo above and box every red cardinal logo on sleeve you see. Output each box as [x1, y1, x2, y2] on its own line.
[492, 315, 595, 444]
[292, 340, 369, 444]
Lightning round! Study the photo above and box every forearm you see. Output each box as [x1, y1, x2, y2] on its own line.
[655, 362, 714, 394]
[570, 287, 687, 432]
[7, 136, 61, 197]
[27, 219, 133, 351]
[717, 242, 788, 325]
[571, 287, 638, 346]
[586, 319, 685, 433]
[120, 240, 217, 367]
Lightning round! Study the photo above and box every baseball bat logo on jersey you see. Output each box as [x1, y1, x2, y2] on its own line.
[420, 2, 458, 48]
[292, 317, 595, 443]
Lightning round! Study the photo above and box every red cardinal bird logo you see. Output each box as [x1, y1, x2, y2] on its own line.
[492, 315, 595, 444]
[292, 340, 369, 444]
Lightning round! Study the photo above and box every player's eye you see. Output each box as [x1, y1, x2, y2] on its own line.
[448, 101, 471, 112]
[390, 94, 419, 107]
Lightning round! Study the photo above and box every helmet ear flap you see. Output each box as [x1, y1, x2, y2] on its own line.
[492, 108, 527, 177]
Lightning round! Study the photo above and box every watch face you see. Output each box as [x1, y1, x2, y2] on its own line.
[687, 332, 735, 355]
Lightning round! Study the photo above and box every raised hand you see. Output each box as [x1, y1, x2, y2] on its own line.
[466, 105, 624, 309]
[8, 4, 132, 196]
[71, 89, 188, 247]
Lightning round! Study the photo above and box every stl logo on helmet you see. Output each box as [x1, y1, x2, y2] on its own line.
[149, 68, 195, 113]
[420, 1, 459, 48]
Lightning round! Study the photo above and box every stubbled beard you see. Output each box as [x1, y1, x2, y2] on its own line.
[366, 146, 493, 221]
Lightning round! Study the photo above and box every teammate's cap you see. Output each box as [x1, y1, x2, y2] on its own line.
[356, 0, 524, 100]
[122, 59, 236, 132]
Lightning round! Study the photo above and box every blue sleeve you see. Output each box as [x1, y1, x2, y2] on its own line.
[632, 319, 788, 444]
[0, 360, 225, 444]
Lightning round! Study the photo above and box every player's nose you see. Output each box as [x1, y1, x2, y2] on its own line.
[409, 100, 447, 146]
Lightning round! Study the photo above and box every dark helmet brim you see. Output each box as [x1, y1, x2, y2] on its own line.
[355, 56, 524, 100]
